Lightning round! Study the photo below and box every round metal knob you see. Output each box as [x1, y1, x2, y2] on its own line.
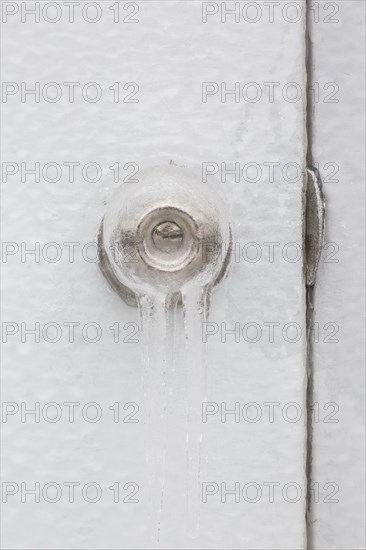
[98, 165, 232, 304]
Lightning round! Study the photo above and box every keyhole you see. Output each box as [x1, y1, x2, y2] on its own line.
[152, 221, 184, 254]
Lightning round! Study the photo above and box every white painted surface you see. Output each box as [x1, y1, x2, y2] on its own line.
[308, 3, 366, 548]
[2, 2, 309, 548]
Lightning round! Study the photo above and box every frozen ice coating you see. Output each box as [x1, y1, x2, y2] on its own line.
[101, 165, 231, 297]
[99, 164, 232, 541]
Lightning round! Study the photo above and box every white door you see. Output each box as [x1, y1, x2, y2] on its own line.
[1, 1, 364, 549]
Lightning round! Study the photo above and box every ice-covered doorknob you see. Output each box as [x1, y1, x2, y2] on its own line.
[98, 164, 231, 304]
[98, 164, 231, 537]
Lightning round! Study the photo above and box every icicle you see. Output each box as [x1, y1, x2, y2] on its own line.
[182, 284, 211, 538]
[138, 292, 179, 546]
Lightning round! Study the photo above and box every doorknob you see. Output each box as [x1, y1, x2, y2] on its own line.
[98, 164, 232, 306]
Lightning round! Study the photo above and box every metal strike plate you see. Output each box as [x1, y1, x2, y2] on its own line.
[305, 167, 326, 286]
